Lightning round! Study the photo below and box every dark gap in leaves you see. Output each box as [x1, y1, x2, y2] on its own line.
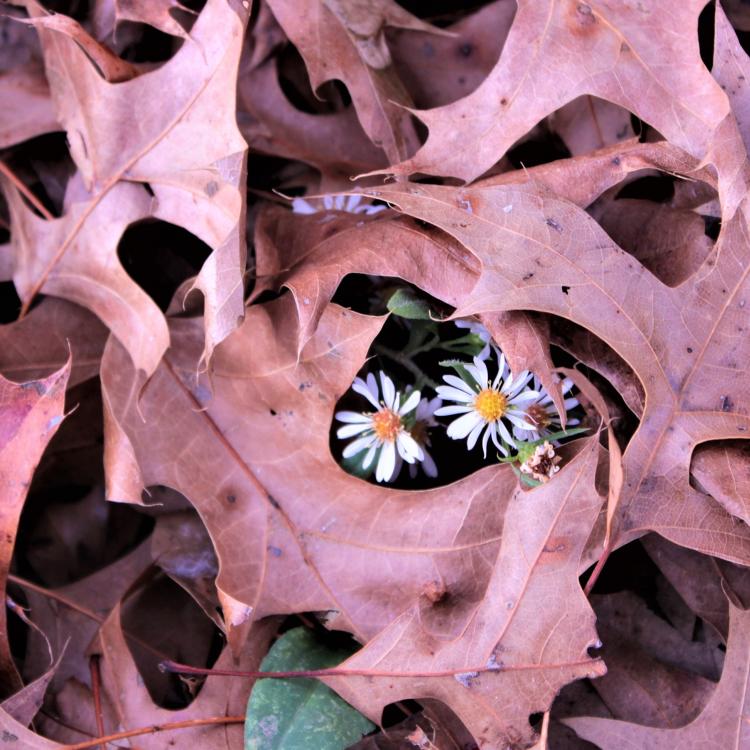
[13, 379, 155, 588]
[277, 45, 350, 115]
[411, 114, 429, 148]
[506, 129, 572, 169]
[250, 287, 286, 307]
[703, 215, 721, 240]
[2, 132, 75, 218]
[381, 700, 422, 729]
[121, 571, 224, 709]
[393, 0, 492, 23]
[583, 540, 664, 613]
[698, 1, 716, 72]
[0, 282, 22, 324]
[118, 21, 183, 64]
[43, 0, 89, 20]
[736, 29, 750, 57]
[528, 712, 543, 729]
[615, 174, 676, 202]
[117, 219, 212, 312]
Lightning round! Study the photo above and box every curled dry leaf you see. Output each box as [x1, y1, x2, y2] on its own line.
[377, 0, 747, 212]
[0, 361, 70, 696]
[359, 177, 750, 564]
[252, 206, 480, 352]
[265, 0, 448, 163]
[22, 0, 251, 371]
[565, 603, 750, 749]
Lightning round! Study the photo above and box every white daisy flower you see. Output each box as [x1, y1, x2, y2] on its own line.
[434, 352, 539, 457]
[406, 396, 441, 479]
[336, 372, 424, 483]
[292, 194, 386, 215]
[511, 376, 580, 443]
[454, 318, 491, 360]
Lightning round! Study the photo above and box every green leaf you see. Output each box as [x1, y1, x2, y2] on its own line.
[245, 628, 375, 750]
[386, 288, 433, 319]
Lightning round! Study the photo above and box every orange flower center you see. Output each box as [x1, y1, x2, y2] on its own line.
[371, 408, 402, 442]
[526, 403, 551, 429]
[474, 389, 507, 422]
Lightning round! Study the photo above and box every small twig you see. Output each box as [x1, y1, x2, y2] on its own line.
[89, 656, 105, 749]
[61, 715, 245, 750]
[372, 344, 438, 390]
[0, 160, 54, 221]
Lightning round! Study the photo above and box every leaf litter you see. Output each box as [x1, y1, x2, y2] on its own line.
[0, 1, 748, 748]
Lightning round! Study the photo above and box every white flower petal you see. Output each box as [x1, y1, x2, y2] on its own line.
[506, 413, 539, 430]
[435, 386, 475, 403]
[434, 404, 474, 416]
[380, 372, 396, 409]
[342, 434, 377, 458]
[442, 374, 476, 394]
[353, 377, 380, 409]
[496, 419, 516, 448]
[291, 197, 316, 214]
[509, 389, 540, 406]
[398, 431, 424, 461]
[482, 421, 494, 457]
[447, 411, 483, 440]
[398, 390, 421, 416]
[421, 449, 438, 477]
[469, 357, 488, 388]
[376, 441, 397, 482]
[362, 442, 378, 469]
[337, 422, 371, 439]
[564, 397, 579, 410]
[335, 411, 372, 424]
[346, 194, 361, 211]
[466, 420, 485, 450]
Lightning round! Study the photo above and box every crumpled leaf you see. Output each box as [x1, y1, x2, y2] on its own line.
[358, 177, 750, 564]
[265, 0, 448, 163]
[326, 438, 606, 747]
[565, 602, 750, 749]
[376, 0, 747, 205]
[0, 361, 69, 695]
[23, 0, 251, 370]
[252, 205, 480, 351]
[244, 627, 375, 750]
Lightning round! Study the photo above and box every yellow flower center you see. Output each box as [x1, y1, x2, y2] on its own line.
[526, 403, 551, 429]
[474, 388, 507, 422]
[371, 408, 402, 442]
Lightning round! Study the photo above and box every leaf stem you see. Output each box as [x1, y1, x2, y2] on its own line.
[160, 656, 602, 680]
[61, 716, 246, 749]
